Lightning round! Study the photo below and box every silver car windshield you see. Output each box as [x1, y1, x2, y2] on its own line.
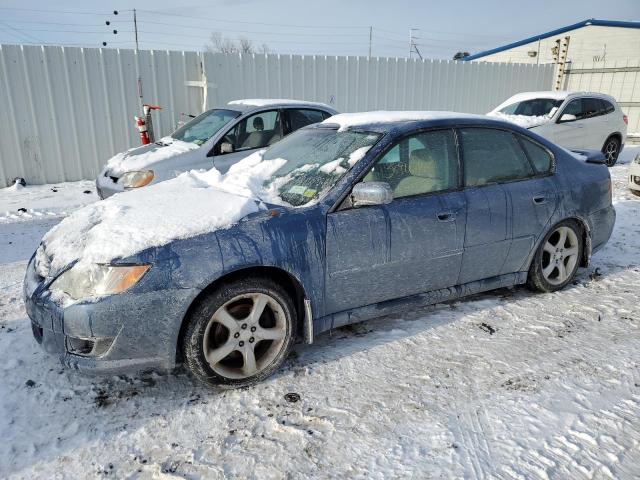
[499, 98, 564, 117]
[171, 109, 240, 145]
[262, 128, 382, 207]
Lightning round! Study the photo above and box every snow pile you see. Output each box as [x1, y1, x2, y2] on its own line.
[105, 137, 200, 176]
[228, 99, 331, 108]
[487, 111, 552, 129]
[323, 111, 481, 131]
[37, 152, 285, 277]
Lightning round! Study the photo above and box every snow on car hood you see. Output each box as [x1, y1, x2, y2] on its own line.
[486, 111, 552, 129]
[37, 151, 285, 278]
[105, 136, 200, 177]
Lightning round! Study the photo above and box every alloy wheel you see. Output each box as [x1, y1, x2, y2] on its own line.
[604, 139, 618, 166]
[541, 226, 580, 285]
[202, 292, 287, 379]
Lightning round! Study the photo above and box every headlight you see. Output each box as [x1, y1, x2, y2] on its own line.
[50, 264, 150, 301]
[120, 170, 154, 188]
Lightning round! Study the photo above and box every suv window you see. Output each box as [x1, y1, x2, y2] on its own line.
[363, 129, 458, 198]
[519, 136, 552, 174]
[286, 109, 330, 133]
[223, 110, 282, 152]
[561, 98, 584, 120]
[460, 128, 534, 187]
[582, 98, 601, 118]
[600, 99, 615, 115]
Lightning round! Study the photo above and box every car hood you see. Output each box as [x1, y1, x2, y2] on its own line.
[36, 152, 287, 279]
[105, 136, 200, 177]
[486, 111, 552, 129]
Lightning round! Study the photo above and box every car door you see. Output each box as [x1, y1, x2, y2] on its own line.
[502, 134, 559, 272]
[211, 109, 283, 173]
[457, 127, 513, 284]
[579, 97, 608, 150]
[554, 98, 587, 149]
[324, 128, 466, 316]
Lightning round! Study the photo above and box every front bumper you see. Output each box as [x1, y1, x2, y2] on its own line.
[95, 170, 123, 199]
[629, 163, 640, 192]
[23, 257, 199, 375]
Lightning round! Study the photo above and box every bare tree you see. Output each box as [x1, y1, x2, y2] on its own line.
[207, 32, 271, 54]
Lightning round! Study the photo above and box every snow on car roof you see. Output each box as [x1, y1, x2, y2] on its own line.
[322, 111, 484, 131]
[227, 99, 333, 109]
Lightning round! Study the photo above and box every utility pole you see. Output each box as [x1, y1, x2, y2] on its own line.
[133, 9, 144, 115]
[409, 28, 422, 60]
[368, 26, 372, 58]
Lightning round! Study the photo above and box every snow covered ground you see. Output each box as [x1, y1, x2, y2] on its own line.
[1, 147, 639, 479]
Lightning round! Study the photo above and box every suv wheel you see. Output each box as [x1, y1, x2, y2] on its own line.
[182, 276, 296, 388]
[527, 220, 583, 292]
[602, 136, 621, 167]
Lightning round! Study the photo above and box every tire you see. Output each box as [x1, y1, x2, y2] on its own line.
[602, 136, 621, 167]
[182, 276, 296, 388]
[527, 219, 583, 293]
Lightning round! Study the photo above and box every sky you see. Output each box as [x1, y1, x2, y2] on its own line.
[0, 0, 638, 59]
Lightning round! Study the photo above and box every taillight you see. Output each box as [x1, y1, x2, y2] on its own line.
[623, 114, 628, 125]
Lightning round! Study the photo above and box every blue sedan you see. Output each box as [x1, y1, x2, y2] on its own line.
[24, 112, 615, 387]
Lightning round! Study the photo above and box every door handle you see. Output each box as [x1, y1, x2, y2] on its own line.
[437, 212, 455, 221]
[533, 196, 548, 205]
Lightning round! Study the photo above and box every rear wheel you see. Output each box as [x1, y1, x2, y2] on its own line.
[527, 220, 583, 292]
[602, 136, 621, 167]
[182, 277, 296, 388]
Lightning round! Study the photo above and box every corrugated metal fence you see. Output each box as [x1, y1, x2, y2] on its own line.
[563, 60, 640, 133]
[0, 44, 554, 186]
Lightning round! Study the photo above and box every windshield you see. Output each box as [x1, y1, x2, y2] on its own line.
[171, 109, 240, 145]
[262, 128, 382, 207]
[499, 98, 564, 117]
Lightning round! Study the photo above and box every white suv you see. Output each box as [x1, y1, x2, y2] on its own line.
[488, 91, 628, 166]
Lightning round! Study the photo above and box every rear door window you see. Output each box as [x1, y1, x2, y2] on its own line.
[582, 98, 601, 119]
[460, 128, 534, 187]
[561, 99, 584, 120]
[285, 109, 330, 134]
[519, 136, 553, 174]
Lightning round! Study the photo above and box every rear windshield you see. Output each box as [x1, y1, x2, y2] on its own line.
[171, 109, 240, 145]
[499, 98, 564, 117]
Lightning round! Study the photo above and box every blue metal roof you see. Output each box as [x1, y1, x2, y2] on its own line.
[463, 19, 640, 61]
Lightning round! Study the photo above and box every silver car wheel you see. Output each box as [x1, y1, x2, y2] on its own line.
[541, 226, 580, 285]
[202, 292, 287, 380]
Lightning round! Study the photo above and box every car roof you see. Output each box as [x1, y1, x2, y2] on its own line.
[317, 111, 517, 134]
[223, 99, 337, 113]
[501, 90, 616, 104]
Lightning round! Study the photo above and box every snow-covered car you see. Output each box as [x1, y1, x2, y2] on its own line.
[25, 112, 615, 387]
[630, 153, 640, 196]
[488, 91, 628, 166]
[95, 99, 337, 198]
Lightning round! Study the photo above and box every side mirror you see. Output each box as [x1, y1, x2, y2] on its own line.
[351, 182, 393, 207]
[559, 113, 577, 123]
[220, 142, 234, 154]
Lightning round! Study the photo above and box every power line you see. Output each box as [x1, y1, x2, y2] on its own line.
[0, 7, 127, 15]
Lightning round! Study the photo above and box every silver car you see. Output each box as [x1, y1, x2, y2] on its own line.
[96, 99, 337, 198]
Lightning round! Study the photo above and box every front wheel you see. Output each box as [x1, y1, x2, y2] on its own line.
[527, 220, 583, 292]
[182, 277, 296, 388]
[602, 136, 621, 167]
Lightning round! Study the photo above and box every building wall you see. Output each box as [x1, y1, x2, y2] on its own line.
[472, 25, 640, 65]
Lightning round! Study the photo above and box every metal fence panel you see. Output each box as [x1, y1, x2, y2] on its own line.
[0, 45, 554, 186]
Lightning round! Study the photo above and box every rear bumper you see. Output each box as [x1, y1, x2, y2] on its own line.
[23, 257, 199, 375]
[589, 205, 616, 254]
